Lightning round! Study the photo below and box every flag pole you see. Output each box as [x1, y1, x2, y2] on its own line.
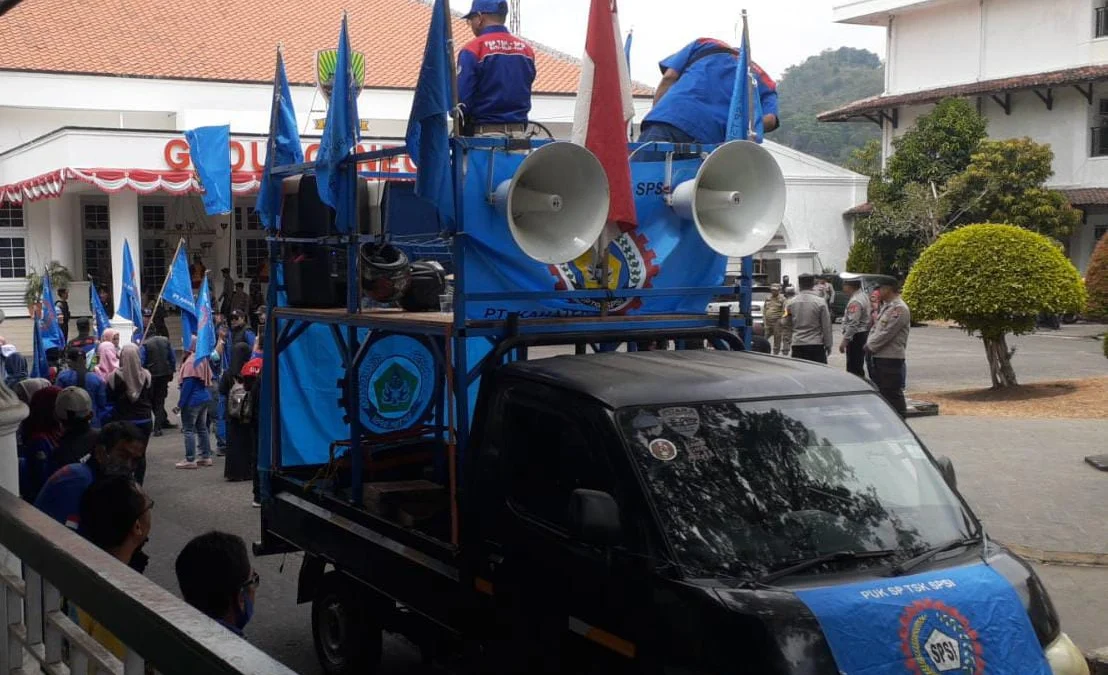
[142, 237, 186, 343]
[442, 0, 461, 136]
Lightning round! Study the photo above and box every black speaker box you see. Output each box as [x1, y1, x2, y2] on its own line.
[281, 176, 335, 238]
[284, 244, 349, 308]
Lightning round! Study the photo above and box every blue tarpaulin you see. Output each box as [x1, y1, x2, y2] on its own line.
[795, 562, 1051, 674]
[185, 126, 232, 216]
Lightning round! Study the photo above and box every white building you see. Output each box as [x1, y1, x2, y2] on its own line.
[822, 0, 1108, 272]
[0, 0, 866, 338]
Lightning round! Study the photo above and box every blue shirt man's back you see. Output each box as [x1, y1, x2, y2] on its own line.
[457, 25, 536, 126]
[56, 369, 111, 428]
[34, 461, 96, 530]
[643, 38, 779, 144]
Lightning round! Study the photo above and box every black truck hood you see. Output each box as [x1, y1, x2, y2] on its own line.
[685, 548, 1057, 675]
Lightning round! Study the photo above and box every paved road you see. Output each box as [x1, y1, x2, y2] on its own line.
[133, 324, 1108, 673]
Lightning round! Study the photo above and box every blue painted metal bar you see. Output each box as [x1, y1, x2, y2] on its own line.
[350, 146, 410, 164]
[463, 287, 734, 301]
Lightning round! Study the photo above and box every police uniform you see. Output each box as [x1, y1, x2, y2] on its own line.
[640, 38, 779, 144]
[783, 289, 832, 364]
[458, 0, 536, 136]
[841, 288, 872, 378]
[866, 296, 911, 417]
[762, 288, 786, 355]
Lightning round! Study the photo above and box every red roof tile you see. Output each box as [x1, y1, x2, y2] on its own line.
[0, 0, 652, 96]
[819, 65, 1108, 122]
[1059, 188, 1108, 206]
[843, 202, 873, 217]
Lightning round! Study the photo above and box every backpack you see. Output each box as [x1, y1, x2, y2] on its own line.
[227, 381, 251, 422]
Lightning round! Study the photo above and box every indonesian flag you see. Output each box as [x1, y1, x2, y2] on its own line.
[572, 0, 637, 238]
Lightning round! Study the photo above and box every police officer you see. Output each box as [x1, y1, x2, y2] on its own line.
[865, 279, 911, 417]
[640, 38, 779, 144]
[838, 278, 871, 378]
[458, 0, 536, 137]
[782, 274, 832, 364]
[762, 283, 786, 355]
[780, 286, 796, 355]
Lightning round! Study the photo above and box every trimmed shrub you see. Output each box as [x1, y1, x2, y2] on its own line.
[1087, 231, 1108, 320]
[845, 239, 880, 274]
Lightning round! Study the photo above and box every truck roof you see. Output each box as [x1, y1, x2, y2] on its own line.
[502, 350, 876, 409]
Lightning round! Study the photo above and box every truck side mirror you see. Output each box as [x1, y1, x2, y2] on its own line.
[567, 489, 621, 548]
[935, 455, 957, 491]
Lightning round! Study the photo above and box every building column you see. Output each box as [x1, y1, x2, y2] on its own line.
[109, 191, 140, 331]
[48, 194, 78, 274]
[0, 383, 28, 575]
[22, 199, 53, 271]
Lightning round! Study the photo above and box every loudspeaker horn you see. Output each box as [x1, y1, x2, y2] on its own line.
[670, 140, 786, 258]
[492, 142, 611, 265]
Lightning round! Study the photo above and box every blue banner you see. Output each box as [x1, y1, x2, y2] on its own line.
[316, 14, 360, 233]
[162, 243, 197, 316]
[461, 148, 726, 321]
[256, 49, 305, 231]
[90, 280, 111, 339]
[119, 240, 143, 336]
[38, 272, 65, 350]
[406, 0, 455, 228]
[795, 563, 1051, 674]
[624, 29, 632, 67]
[184, 125, 233, 215]
[30, 316, 48, 379]
[194, 275, 215, 365]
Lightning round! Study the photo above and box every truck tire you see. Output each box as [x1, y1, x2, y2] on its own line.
[311, 571, 383, 675]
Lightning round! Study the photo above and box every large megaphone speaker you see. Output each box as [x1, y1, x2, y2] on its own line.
[493, 142, 611, 265]
[670, 140, 786, 258]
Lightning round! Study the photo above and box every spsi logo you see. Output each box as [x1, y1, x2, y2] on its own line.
[549, 231, 659, 314]
[900, 599, 984, 675]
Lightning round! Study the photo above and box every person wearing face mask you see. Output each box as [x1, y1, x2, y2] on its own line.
[175, 531, 259, 636]
[34, 422, 147, 532]
[75, 475, 154, 659]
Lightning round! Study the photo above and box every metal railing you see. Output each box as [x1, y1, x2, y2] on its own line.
[1097, 6, 1108, 38]
[0, 487, 297, 674]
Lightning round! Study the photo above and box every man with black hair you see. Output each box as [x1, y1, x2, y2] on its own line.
[175, 531, 258, 636]
[34, 422, 147, 531]
[53, 387, 99, 468]
[56, 348, 110, 427]
[66, 317, 98, 356]
[77, 475, 154, 658]
[142, 333, 176, 435]
[55, 288, 70, 343]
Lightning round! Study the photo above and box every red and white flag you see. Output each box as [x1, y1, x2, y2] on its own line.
[572, 0, 637, 239]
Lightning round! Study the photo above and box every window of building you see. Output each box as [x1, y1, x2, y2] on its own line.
[141, 242, 169, 296]
[235, 206, 263, 232]
[0, 204, 27, 279]
[84, 239, 111, 291]
[141, 204, 166, 231]
[236, 239, 269, 279]
[83, 203, 110, 230]
[1095, 225, 1108, 244]
[0, 203, 23, 229]
[1097, 4, 1108, 39]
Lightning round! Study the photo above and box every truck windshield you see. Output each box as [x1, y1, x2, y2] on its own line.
[617, 395, 976, 580]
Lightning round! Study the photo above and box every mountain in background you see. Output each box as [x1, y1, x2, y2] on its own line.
[773, 47, 885, 167]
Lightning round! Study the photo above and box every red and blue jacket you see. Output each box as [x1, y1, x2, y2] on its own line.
[643, 38, 779, 144]
[457, 25, 536, 126]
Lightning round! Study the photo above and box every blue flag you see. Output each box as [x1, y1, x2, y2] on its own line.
[316, 14, 360, 233]
[89, 280, 111, 339]
[727, 16, 762, 143]
[184, 125, 233, 215]
[30, 315, 48, 379]
[194, 275, 215, 366]
[162, 242, 199, 349]
[119, 240, 144, 336]
[256, 49, 305, 231]
[624, 29, 633, 67]
[38, 272, 65, 350]
[406, 0, 456, 228]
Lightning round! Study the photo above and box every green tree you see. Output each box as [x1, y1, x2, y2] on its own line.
[944, 138, 1082, 241]
[775, 48, 884, 165]
[1081, 230, 1108, 320]
[886, 98, 988, 193]
[903, 224, 1086, 388]
[24, 261, 72, 310]
[845, 239, 880, 273]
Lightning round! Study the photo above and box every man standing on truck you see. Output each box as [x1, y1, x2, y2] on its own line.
[639, 38, 779, 144]
[782, 274, 831, 364]
[762, 283, 786, 355]
[838, 278, 871, 378]
[865, 279, 911, 417]
[457, 0, 536, 137]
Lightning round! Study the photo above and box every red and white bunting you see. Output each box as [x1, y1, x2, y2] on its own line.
[0, 168, 263, 205]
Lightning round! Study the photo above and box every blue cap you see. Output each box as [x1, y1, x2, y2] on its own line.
[462, 0, 508, 19]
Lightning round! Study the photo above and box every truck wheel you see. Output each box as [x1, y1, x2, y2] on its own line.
[312, 571, 383, 675]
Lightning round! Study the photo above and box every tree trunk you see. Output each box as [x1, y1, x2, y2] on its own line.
[983, 334, 1018, 388]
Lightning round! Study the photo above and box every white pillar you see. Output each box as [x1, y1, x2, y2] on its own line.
[777, 249, 821, 288]
[109, 191, 140, 332]
[22, 200, 53, 271]
[48, 195, 77, 273]
[0, 383, 28, 575]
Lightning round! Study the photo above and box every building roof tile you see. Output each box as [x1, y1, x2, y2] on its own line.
[0, 0, 653, 96]
[819, 65, 1108, 122]
[1059, 188, 1108, 206]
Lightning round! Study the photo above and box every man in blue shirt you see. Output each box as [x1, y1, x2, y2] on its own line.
[457, 0, 536, 136]
[640, 38, 780, 144]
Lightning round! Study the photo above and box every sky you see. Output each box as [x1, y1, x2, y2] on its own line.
[518, 0, 887, 85]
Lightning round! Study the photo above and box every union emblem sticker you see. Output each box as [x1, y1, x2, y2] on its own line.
[900, 599, 984, 675]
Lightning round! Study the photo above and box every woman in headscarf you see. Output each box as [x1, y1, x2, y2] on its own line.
[13, 378, 50, 406]
[221, 342, 253, 483]
[176, 337, 213, 470]
[88, 328, 120, 370]
[2, 343, 29, 389]
[94, 341, 120, 380]
[106, 343, 153, 484]
[18, 386, 62, 502]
